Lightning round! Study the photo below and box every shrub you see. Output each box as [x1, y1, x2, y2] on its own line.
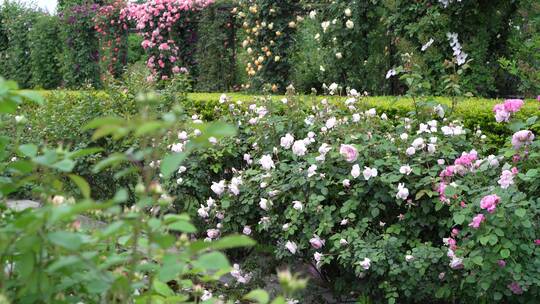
[59, 3, 102, 88]
[195, 0, 238, 92]
[236, 0, 303, 92]
[1, 90, 138, 200]
[94, 0, 129, 78]
[0, 2, 38, 88]
[166, 91, 540, 302]
[28, 14, 63, 89]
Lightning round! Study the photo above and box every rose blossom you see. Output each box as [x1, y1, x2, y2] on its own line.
[399, 165, 412, 175]
[480, 194, 500, 213]
[280, 133, 295, 149]
[292, 140, 307, 156]
[259, 155, 275, 170]
[396, 183, 409, 200]
[362, 167, 378, 180]
[309, 235, 325, 249]
[359, 257, 371, 270]
[339, 144, 358, 162]
[512, 130, 534, 150]
[498, 169, 515, 189]
[285, 241, 297, 254]
[468, 214, 485, 229]
[351, 164, 361, 178]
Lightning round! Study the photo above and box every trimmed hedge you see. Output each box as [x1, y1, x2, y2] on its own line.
[1, 90, 138, 199]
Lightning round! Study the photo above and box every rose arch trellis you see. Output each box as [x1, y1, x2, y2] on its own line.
[94, 0, 216, 81]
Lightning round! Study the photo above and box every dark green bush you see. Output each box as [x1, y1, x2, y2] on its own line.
[0, 2, 38, 88]
[195, 0, 238, 92]
[59, 3, 102, 88]
[236, 0, 303, 92]
[28, 14, 63, 89]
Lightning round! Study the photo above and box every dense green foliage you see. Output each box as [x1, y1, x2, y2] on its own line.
[1, 0, 538, 96]
[59, 3, 102, 88]
[195, 1, 238, 92]
[0, 2, 37, 88]
[28, 14, 63, 89]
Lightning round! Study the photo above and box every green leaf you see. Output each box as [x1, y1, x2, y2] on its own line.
[53, 159, 76, 172]
[453, 214, 465, 225]
[444, 185, 457, 197]
[243, 289, 270, 304]
[69, 175, 91, 199]
[168, 220, 197, 233]
[515, 208, 526, 218]
[207, 235, 256, 250]
[93, 154, 128, 173]
[270, 296, 286, 304]
[194, 252, 230, 271]
[161, 152, 188, 178]
[19, 144, 38, 157]
[48, 231, 82, 251]
[471, 256, 483, 266]
[17, 90, 44, 104]
[153, 280, 174, 297]
[83, 116, 125, 130]
[134, 121, 165, 137]
[500, 249, 510, 259]
[68, 147, 103, 159]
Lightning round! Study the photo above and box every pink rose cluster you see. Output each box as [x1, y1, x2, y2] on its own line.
[122, 0, 213, 79]
[438, 150, 478, 203]
[492, 99, 524, 123]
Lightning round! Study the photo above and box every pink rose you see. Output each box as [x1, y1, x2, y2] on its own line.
[503, 99, 524, 113]
[339, 144, 358, 162]
[512, 130, 535, 150]
[309, 235, 325, 249]
[468, 214, 485, 229]
[480, 194, 500, 213]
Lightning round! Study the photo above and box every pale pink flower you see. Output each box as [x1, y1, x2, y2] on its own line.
[340, 144, 358, 162]
[480, 194, 500, 213]
[468, 214, 485, 229]
[309, 235, 325, 249]
[512, 130, 534, 150]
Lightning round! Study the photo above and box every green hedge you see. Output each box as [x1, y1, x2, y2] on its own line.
[1, 90, 138, 199]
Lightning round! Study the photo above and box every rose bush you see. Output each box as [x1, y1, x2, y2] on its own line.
[166, 88, 539, 302]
